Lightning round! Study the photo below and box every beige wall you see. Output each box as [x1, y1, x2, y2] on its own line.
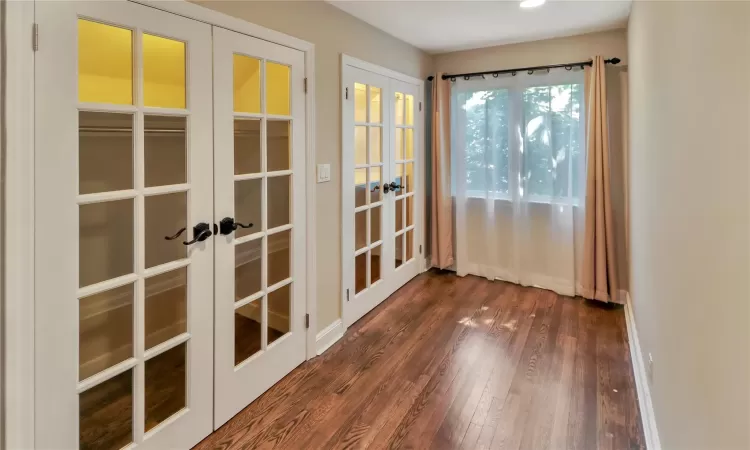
[628, 2, 750, 449]
[434, 29, 627, 75]
[194, 1, 432, 332]
[436, 29, 630, 288]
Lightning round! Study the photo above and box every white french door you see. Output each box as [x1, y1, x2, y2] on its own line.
[342, 62, 423, 328]
[34, 1, 214, 449]
[212, 27, 307, 427]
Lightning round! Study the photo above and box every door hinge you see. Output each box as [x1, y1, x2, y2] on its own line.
[32, 23, 38, 51]
[419, 245, 422, 254]
[304, 77, 308, 94]
[345, 87, 349, 100]
[346, 288, 350, 302]
[419, 101, 422, 112]
[305, 313, 310, 329]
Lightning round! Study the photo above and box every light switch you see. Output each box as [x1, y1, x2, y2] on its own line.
[317, 163, 331, 183]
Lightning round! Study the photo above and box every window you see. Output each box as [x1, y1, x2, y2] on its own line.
[453, 73, 585, 204]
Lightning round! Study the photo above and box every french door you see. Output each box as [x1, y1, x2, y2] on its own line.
[35, 1, 214, 449]
[342, 63, 423, 328]
[212, 27, 307, 427]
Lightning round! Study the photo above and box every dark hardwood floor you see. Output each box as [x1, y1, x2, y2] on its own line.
[195, 270, 644, 450]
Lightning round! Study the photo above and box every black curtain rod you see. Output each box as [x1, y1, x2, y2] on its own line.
[427, 57, 621, 81]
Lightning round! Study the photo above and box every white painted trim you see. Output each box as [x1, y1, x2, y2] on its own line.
[315, 319, 344, 356]
[304, 46, 318, 359]
[624, 292, 662, 450]
[3, 1, 36, 448]
[341, 54, 423, 86]
[130, 0, 313, 52]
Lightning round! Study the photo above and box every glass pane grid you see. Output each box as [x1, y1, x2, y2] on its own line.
[77, 21, 200, 448]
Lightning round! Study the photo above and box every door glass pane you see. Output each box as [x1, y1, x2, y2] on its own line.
[78, 19, 133, 105]
[405, 128, 414, 160]
[355, 210, 366, 251]
[79, 199, 134, 288]
[235, 299, 262, 365]
[370, 206, 381, 243]
[235, 179, 262, 238]
[395, 198, 404, 232]
[395, 235, 403, 268]
[268, 284, 291, 344]
[406, 230, 414, 262]
[233, 54, 261, 114]
[369, 127, 382, 164]
[267, 120, 291, 171]
[143, 34, 185, 109]
[79, 111, 133, 195]
[394, 93, 404, 125]
[395, 128, 404, 161]
[405, 163, 414, 193]
[80, 370, 133, 450]
[354, 126, 367, 165]
[406, 196, 414, 228]
[405, 94, 414, 125]
[266, 62, 290, 116]
[355, 252, 366, 294]
[144, 115, 186, 187]
[79, 283, 134, 381]
[369, 167, 381, 203]
[145, 343, 186, 432]
[234, 119, 261, 175]
[354, 169, 367, 208]
[354, 83, 366, 122]
[369, 86, 382, 123]
[145, 268, 187, 350]
[395, 164, 404, 193]
[267, 175, 291, 229]
[268, 230, 291, 286]
[371, 245, 381, 284]
[236, 237, 262, 302]
[145, 192, 187, 269]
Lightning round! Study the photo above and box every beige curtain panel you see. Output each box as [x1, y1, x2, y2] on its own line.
[580, 56, 621, 303]
[430, 74, 454, 269]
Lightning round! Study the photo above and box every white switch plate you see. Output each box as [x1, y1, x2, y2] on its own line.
[317, 163, 331, 183]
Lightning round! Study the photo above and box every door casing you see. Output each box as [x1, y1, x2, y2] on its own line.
[340, 54, 427, 330]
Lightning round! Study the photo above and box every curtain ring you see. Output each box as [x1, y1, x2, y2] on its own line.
[580, 64, 585, 70]
[546, 68, 550, 73]
[481, 74, 485, 79]
[492, 73, 499, 78]
[450, 77, 456, 82]
[464, 76, 470, 80]
[527, 70, 534, 75]
[565, 65, 572, 71]
[511, 71, 516, 76]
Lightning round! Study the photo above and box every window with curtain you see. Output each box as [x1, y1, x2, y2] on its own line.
[451, 70, 587, 295]
[454, 76, 585, 204]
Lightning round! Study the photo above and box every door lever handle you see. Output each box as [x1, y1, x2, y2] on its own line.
[164, 228, 187, 240]
[183, 223, 212, 245]
[219, 217, 254, 235]
[388, 182, 403, 192]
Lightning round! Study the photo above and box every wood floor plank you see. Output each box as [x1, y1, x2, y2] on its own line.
[193, 272, 645, 450]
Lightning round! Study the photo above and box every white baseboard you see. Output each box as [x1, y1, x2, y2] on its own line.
[315, 319, 344, 356]
[624, 292, 662, 450]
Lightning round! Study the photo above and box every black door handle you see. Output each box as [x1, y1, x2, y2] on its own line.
[388, 182, 402, 192]
[165, 228, 187, 240]
[183, 222, 212, 245]
[219, 217, 254, 235]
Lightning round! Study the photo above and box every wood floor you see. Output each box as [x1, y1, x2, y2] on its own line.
[195, 270, 645, 450]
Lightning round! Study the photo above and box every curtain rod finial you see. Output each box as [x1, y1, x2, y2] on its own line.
[427, 76, 434, 81]
[609, 57, 621, 65]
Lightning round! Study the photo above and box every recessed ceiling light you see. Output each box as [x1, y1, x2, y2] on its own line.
[520, 0, 546, 8]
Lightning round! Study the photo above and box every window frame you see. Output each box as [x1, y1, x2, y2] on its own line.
[452, 69, 586, 207]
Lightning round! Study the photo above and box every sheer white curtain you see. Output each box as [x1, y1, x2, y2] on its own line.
[451, 70, 587, 296]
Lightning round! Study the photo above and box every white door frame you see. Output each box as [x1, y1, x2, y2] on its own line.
[339, 55, 426, 330]
[2, 1, 317, 447]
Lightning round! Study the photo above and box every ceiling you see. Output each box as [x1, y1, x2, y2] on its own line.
[328, 0, 631, 54]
